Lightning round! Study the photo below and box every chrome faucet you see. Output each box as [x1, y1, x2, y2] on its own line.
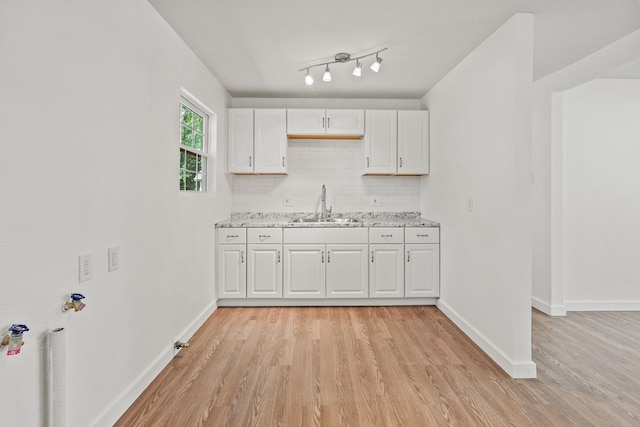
[320, 185, 331, 220]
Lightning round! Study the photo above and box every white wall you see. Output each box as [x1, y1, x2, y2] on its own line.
[421, 14, 536, 378]
[0, 1, 232, 426]
[562, 79, 640, 310]
[231, 98, 423, 213]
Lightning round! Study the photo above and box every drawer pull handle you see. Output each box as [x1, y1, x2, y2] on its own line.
[277, 250, 281, 263]
[258, 234, 271, 239]
[321, 250, 324, 263]
[227, 235, 239, 238]
[399, 157, 403, 167]
[241, 251, 244, 263]
[407, 250, 410, 262]
[380, 234, 394, 238]
[371, 251, 374, 263]
[282, 156, 286, 167]
[327, 250, 331, 263]
[366, 157, 370, 167]
[249, 156, 252, 167]
[417, 234, 429, 237]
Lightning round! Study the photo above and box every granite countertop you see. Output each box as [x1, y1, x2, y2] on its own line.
[215, 212, 440, 228]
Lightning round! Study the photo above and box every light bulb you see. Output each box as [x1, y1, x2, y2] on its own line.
[323, 65, 332, 82]
[370, 55, 383, 72]
[304, 69, 314, 85]
[352, 61, 362, 77]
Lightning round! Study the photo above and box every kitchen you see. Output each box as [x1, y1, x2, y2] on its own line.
[1, 0, 639, 426]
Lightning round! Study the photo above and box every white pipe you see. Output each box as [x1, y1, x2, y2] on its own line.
[48, 328, 66, 427]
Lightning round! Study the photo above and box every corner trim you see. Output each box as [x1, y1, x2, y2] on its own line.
[531, 296, 567, 316]
[437, 300, 537, 379]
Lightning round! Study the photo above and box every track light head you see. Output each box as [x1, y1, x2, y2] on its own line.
[323, 64, 332, 82]
[370, 54, 383, 72]
[304, 69, 314, 85]
[352, 61, 362, 77]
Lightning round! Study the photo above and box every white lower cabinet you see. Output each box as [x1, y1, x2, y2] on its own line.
[247, 244, 282, 298]
[283, 245, 325, 298]
[325, 245, 368, 298]
[283, 244, 368, 298]
[405, 227, 440, 298]
[217, 244, 246, 298]
[370, 244, 405, 298]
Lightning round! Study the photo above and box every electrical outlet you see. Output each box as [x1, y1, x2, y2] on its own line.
[108, 246, 120, 272]
[79, 254, 92, 282]
[372, 196, 383, 206]
[283, 196, 294, 207]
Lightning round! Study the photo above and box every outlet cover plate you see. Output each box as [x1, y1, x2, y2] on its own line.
[79, 254, 92, 282]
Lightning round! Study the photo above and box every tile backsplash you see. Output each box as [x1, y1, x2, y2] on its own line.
[231, 139, 421, 213]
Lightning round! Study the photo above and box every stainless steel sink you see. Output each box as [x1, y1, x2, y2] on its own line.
[291, 217, 360, 223]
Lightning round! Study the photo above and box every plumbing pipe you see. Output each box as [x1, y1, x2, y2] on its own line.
[48, 328, 66, 427]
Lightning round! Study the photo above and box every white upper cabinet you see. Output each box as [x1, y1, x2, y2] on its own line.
[287, 109, 364, 137]
[227, 108, 287, 174]
[363, 110, 429, 176]
[227, 108, 254, 174]
[397, 110, 429, 175]
[363, 110, 397, 175]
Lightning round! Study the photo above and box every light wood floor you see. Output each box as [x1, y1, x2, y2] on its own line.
[116, 307, 640, 426]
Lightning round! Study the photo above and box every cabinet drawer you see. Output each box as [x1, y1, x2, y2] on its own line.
[284, 227, 368, 244]
[369, 228, 404, 244]
[217, 228, 247, 244]
[248, 228, 282, 244]
[405, 227, 439, 244]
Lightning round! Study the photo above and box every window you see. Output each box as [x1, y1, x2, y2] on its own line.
[179, 97, 209, 191]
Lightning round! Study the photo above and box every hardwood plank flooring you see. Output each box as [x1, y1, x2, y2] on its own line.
[115, 307, 640, 426]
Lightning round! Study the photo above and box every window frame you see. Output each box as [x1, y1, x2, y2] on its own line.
[179, 88, 216, 193]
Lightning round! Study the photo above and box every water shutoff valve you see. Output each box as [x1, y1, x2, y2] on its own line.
[63, 293, 86, 312]
[1, 324, 30, 356]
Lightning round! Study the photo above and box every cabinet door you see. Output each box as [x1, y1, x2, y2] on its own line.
[364, 110, 397, 175]
[326, 109, 365, 135]
[227, 109, 254, 173]
[405, 243, 439, 297]
[369, 244, 404, 298]
[283, 245, 325, 298]
[217, 244, 246, 298]
[326, 244, 368, 298]
[397, 110, 429, 175]
[286, 109, 326, 135]
[247, 244, 282, 298]
[254, 109, 287, 174]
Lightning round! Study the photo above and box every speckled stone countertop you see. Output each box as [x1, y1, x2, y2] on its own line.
[215, 212, 440, 228]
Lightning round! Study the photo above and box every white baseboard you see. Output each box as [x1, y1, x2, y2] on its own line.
[531, 296, 567, 316]
[564, 300, 640, 312]
[437, 300, 537, 379]
[91, 301, 217, 427]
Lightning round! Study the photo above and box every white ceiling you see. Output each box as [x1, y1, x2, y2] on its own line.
[148, 0, 640, 99]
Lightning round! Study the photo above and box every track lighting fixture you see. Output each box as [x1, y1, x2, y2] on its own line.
[323, 64, 332, 82]
[299, 47, 387, 85]
[370, 53, 383, 72]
